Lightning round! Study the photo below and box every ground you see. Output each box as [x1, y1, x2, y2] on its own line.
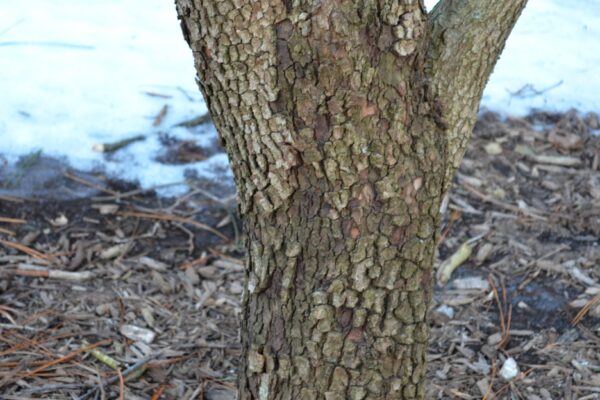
[0, 111, 599, 399]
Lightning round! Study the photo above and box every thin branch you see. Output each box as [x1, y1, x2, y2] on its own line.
[426, 0, 528, 191]
[118, 210, 230, 242]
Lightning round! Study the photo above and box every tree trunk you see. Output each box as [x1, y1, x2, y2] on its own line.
[175, 0, 526, 398]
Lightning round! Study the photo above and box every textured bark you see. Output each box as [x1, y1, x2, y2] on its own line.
[175, 1, 526, 398]
[426, 0, 527, 191]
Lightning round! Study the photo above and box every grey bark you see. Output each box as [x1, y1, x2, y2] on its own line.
[175, 1, 527, 398]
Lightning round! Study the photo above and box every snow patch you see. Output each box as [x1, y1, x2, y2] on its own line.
[0, 0, 228, 195]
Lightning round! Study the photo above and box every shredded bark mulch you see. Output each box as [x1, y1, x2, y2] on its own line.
[428, 110, 600, 399]
[0, 109, 599, 399]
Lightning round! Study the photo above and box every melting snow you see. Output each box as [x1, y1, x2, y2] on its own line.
[1, 0, 599, 193]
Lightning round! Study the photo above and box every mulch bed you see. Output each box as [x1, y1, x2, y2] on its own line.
[0, 110, 599, 399]
[0, 181, 240, 400]
[428, 110, 600, 400]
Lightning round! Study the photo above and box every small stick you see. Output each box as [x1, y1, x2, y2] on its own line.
[0, 217, 26, 224]
[15, 264, 95, 281]
[93, 368, 106, 400]
[117, 369, 125, 400]
[92, 181, 186, 201]
[0, 227, 16, 236]
[210, 258, 244, 273]
[0, 322, 37, 332]
[77, 353, 161, 400]
[172, 113, 211, 128]
[23, 339, 111, 378]
[516, 245, 571, 289]
[151, 384, 168, 400]
[93, 134, 146, 153]
[462, 183, 548, 220]
[482, 355, 498, 400]
[0, 239, 49, 260]
[489, 276, 512, 349]
[64, 171, 120, 196]
[179, 254, 209, 270]
[572, 292, 600, 325]
[208, 249, 244, 264]
[493, 368, 534, 397]
[152, 105, 169, 126]
[188, 184, 237, 207]
[0, 195, 25, 203]
[17, 383, 90, 395]
[165, 187, 203, 213]
[177, 86, 195, 101]
[119, 210, 229, 241]
[144, 91, 171, 99]
[437, 209, 462, 245]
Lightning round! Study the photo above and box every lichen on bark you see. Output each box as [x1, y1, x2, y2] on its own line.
[175, 0, 527, 398]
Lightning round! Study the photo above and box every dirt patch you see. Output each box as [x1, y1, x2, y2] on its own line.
[0, 153, 107, 200]
[0, 110, 599, 399]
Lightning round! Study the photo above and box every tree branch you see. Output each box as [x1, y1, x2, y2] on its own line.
[425, 0, 528, 191]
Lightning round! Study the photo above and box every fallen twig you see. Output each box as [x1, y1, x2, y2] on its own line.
[482, 355, 498, 400]
[513, 244, 570, 278]
[16, 383, 90, 396]
[0, 322, 37, 332]
[515, 144, 581, 167]
[572, 292, 600, 326]
[507, 80, 563, 98]
[493, 367, 534, 397]
[93, 134, 146, 153]
[151, 383, 168, 400]
[179, 254, 209, 270]
[173, 113, 211, 128]
[117, 368, 125, 400]
[77, 353, 161, 400]
[462, 183, 548, 220]
[0, 239, 49, 260]
[489, 276, 512, 350]
[64, 170, 119, 196]
[144, 91, 172, 99]
[211, 258, 244, 273]
[0, 195, 25, 203]
[16, 264, 95, 281]
[438, 209, 462, 245]
[0, 217, 26, 224]
[153, 105, 169, 126]
[0, 227, 16, 236]
[119, 210, 229, 241]
[23, 339, 111, 378]
[92, 181, 186, 201]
